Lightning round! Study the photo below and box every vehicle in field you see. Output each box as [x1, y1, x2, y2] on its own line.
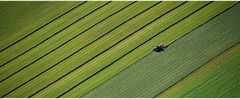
[153, 44, 168, 52]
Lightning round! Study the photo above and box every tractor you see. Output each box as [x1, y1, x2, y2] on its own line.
[153, 44, 168, 52]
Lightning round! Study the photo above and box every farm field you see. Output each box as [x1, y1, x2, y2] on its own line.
[82, 2, 240, 97]
[0, 1, 239, 98]
[159, 44, 240, 97]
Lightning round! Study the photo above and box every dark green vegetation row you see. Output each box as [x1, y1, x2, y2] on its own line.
[0, 1, 239, 98]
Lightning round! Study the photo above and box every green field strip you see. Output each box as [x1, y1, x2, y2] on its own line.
[158, 43, 240, 97]
[155, 42, 240, 98]
[0, 1, 116, 81]
[30, 2, 211, 98]
[1, 1, 238, 98]
[0, 2, 158, 97]
[62, 2, 237, 98]
[30, 1, 189, 98]
[13, 1, 171, 97]
[0, 2, 78, 47]
[0, 1, 107, 66]
[0, 2, 86, 52]
[2, 1, 188, 97]
[0, 2, 131, 82]
[82, 2, 240, 97]
[0, 0, 137, 96]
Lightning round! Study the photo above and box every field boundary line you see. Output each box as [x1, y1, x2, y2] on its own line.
[28, 2, 165, 97]
[57, 2, 214, 97]
[154, 42, 240, 98]
[0, 1, 111, 68]
[0, 2, 86, 52]
[0, 1, 136, 83]
[153, 2, 240, 97]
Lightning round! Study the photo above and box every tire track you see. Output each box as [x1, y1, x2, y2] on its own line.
[57, 2, 213, 97]
[0, 2, 86, 52]
[0, 1, 111, 68]
[0, 1, 136, 83]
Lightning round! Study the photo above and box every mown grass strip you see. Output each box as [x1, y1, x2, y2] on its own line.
[0, 1, 136, 83]
[31, 1, 210, 97]
[0, 2, 86, 52]
[155, 42, 240, 97]
[158, 43, 240, 97]
[0, 2, 78, 48]
[167, 2, 239, 46]
[28, 2, 164, 97]
[0, 2, 101, 64]
[0, 2, 111, 68]
[81, 1, 239, 97]
[56, 2, 188, 98]
[56, 2, 212, 97]
[0, 2, 130, 82]
[155, 3, 240, 97]
[0, 1, 132, 97]
[1, 2, 158, 97]
[31, 2, 193, 97]
[79, 2, 229, 95]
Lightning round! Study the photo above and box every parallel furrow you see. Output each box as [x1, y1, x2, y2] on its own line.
[1, 2, 160, 97]
[78, 1, 238, 97]
[58, 2, 212, 97]
[153, 3, 239, 97]
[0, 2, 86, 52]
[90, 4, 240, 96]
[28, 2, 165, 97]
[0, 1, 111, 68]
[0, 1, 136, 83]
[154, 41, 240, 97]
